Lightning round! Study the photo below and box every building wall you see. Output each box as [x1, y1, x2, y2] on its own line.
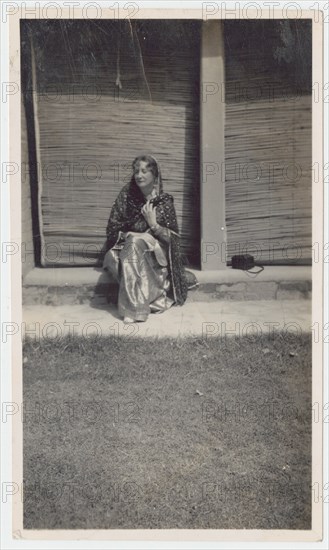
[21, 20, 312, 269]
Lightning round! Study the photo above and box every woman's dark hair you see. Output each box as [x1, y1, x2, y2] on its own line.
[132, 155, 159, 178]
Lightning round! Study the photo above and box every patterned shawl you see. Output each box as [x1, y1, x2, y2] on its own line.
[105, 179, 188, 305]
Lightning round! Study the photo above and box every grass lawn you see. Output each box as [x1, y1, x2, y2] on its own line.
[23, 332, 312, 530]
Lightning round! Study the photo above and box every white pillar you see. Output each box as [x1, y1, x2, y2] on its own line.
[200, 20, 226, 270]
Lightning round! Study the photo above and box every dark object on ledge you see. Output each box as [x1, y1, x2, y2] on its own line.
[231, 254, 264, 274]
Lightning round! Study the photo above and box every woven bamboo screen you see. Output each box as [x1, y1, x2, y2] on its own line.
[224, 20, 312, 264]
[225, 97, 311, 263]
[24, 20, 312, 267]
[31, 21, 200, 266]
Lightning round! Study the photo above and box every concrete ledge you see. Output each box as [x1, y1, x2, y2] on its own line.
[23, 266, 312, 286]
[23, 267, 108, 286]
[22, 266, 312, 305]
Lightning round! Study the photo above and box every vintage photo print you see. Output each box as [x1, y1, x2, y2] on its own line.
[1, 0, 327, 546]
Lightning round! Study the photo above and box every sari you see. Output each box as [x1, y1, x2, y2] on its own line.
[103, 179, 188, 321]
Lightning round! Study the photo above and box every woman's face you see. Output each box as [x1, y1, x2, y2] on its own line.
[133, 161, 155, 190]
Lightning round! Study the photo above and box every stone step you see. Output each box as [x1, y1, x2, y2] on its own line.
[22, 266, 312, 305]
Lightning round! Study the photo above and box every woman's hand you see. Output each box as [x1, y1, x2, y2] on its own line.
[141, 200, 157, 227]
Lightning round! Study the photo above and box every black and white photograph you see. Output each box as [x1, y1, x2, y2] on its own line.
[1, 0, 327, 544]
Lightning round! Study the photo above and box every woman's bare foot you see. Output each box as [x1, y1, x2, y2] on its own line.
[123, 316, 135, 324]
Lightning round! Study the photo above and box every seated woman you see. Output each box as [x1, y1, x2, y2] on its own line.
[103, 155, 188, 323]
